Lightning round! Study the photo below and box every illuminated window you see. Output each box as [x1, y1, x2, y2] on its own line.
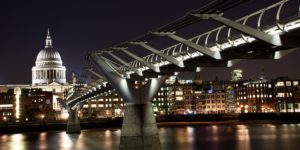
[293, 81, 299, 86]
[276, 82, 284, 87]
[176, 97, 183, 101]
[175, 91, 183, 95]
[276, 93, 285, 97]
[286, 81, 291, 86]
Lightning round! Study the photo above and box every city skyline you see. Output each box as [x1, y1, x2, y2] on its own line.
[1, 1, 300, 149]
[0, 0, 299, 84]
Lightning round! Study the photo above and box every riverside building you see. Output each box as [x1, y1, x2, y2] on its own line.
[274, 77, 300, 113]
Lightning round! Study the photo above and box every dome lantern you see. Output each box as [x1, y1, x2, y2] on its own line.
[45, 28, 52, 48]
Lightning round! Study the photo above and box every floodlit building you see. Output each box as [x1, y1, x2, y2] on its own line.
[231, 69, 243, 81]
[0, 29, 74, 121]
[80, 92, 124, 119]
[168, 78, 196, 114]
[236, 81, 274, 113]
[32, 29, 66, 85]
[274, 77, 300, 113]
[31, 29, 73, 111]
[0, 88, 54, 122]
[225, 84, 237, 113]
[195, 91, 227, 114]
[152, 86, 169, 115]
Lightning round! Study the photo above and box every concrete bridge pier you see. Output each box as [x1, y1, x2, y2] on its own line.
[57, 98, 82, 134]
[90, 53, 167, 150]
[120, 102, 160, 150]
[66, 109, 81, 134]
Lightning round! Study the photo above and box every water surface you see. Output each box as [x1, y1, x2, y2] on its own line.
[1, 124, 300, 150]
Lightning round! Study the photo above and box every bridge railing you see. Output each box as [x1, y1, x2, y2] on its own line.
[121, 0, 300, 74]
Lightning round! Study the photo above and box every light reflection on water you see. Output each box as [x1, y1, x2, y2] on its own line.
[236, 125, 251, 150]
[0, 124, 300, 150]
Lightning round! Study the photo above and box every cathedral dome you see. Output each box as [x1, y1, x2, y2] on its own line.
[35, 29, 63, 67]
[35, 48, 63, 67]
[36, 48, 62, 62]
[32, 29, 66, 85]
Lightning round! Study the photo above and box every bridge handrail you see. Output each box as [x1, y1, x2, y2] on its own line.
[78, 0, 300, 107]
[128, 0, 299, 71]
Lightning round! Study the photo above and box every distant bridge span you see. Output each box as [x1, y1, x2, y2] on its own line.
[61, 0, 300, 149]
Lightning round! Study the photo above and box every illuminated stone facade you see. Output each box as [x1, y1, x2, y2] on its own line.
[32, 29, 66, 85]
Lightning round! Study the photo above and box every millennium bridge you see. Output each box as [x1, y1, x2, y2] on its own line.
[59, 0, 300, 149]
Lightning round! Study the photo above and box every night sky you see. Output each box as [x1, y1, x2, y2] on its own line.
[0, 0, 299, 84]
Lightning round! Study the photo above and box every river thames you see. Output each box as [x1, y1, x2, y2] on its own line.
[1, 124, 300, 150]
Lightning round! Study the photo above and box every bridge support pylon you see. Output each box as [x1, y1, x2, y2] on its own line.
[90, 53, 167, 150]
[120, 102, 160, 150]
[66, 110, 81, 134]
